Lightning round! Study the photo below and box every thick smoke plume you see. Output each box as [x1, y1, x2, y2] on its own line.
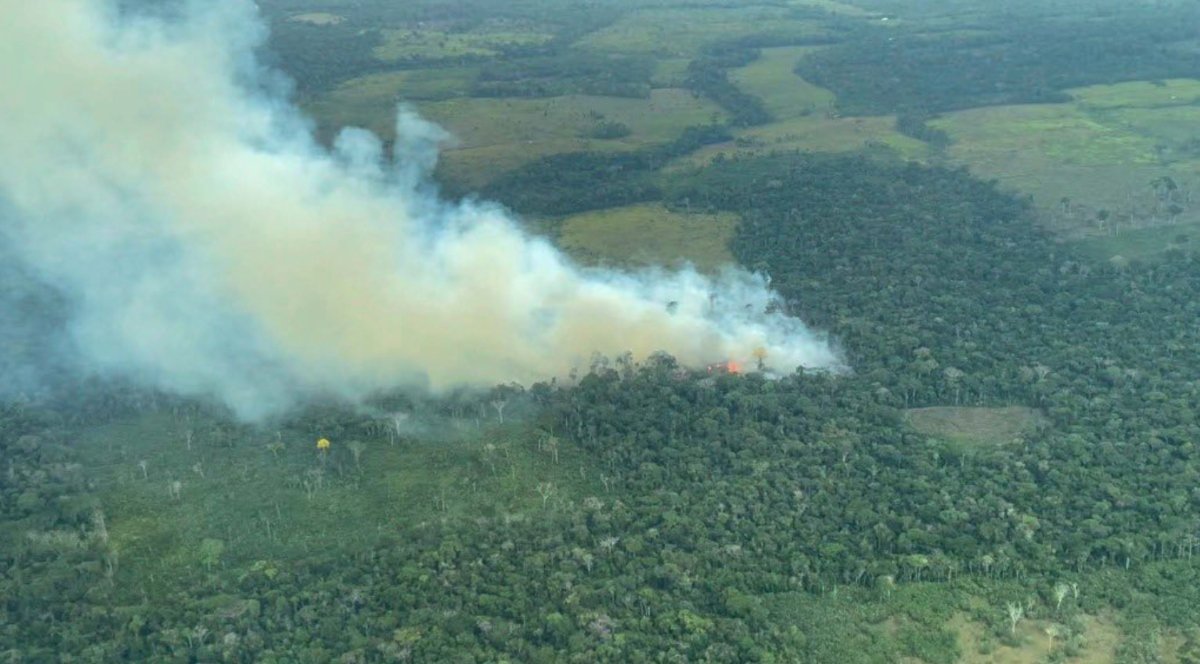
[0, 0, 840, 418]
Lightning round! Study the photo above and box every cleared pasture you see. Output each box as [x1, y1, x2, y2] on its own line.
[421, 90, 726, 184]
[1070, 78, 1200, 109]
[905, 406, 1047, 448]
[575, 6, 829, 57]
[557, 202, 740, 271]
[671, 114, 930, 169]
[306, 86, 726, 184]
[1073, 217, 1200, 263]
[930, 80, 1200, 258]
[729, 46, 835, 120]
[374, 26, 554, 62]
[419, 89, 724, 147]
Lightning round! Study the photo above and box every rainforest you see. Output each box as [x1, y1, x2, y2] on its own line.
[3, 0, 1200, 662]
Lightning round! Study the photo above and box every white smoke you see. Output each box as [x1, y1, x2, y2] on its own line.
[0, 0, 841, 419]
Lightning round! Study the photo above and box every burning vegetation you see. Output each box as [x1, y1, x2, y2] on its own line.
[707, 360, 743, 375]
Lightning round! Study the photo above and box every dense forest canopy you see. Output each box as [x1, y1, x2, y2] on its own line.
[6, 0, 1200, 662]
[797, 9, 1200, 116]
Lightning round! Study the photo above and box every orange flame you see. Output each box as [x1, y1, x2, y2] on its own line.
[706, 360, 744, 375]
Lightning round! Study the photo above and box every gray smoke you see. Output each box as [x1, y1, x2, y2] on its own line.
[0, 0, 841, 419]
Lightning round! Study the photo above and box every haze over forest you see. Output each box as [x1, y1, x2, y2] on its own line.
[3, 0, 1200, 662]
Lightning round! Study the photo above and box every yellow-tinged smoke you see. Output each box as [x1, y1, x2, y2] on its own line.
[0, 0, 841, 418]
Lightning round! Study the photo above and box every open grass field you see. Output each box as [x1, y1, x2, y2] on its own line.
[729, 46, 835, 120]
[575, 6, 829, 57]
[931, 104, 1166, 220]
[905, 406, 1047, 448]
[933, 104, 1160, 173]
[306, 87, 727, 186]
[74, 409, 597, 597]
[1073, 218, 1200, 263]
[557, 202, 740, 271]
[416, 90, 726, 149]
[301, 68, 476, 143]
[930, 78, 1200, 253]
[374, 25, 554, 62]
[1070, 79, 1200, 110]
[670, 114, 930, 170]
[1101, 104, 1200, 145]
[423, 90, 726, 185]
[432, 140, 603, 190]
[312, 68, 476, 110]
[949, 611, 1122, 664]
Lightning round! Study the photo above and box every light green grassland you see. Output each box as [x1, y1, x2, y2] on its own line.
[729, 46, 835, 120]
[423, 90, 726, 186]
[671, 115, 931, 170]
[77, 410, 598, 597]
[301, 68, 476, 144]
[1099, 105, 1200, 145]
[374, 27, 554, 62]
[1074, 220, 1200, 263]
[933, 104, 1161, 169]
[306, 87, 727, 186]
[314, 68, 476, 110]
[930, 80, 1200, 251]
[905, 406, 1047, 449]
[432, 141, 600, 190]
[575, 6, 829, 57]
[1069, 78, 1200, 109]
[948, 607, 1125, 664]
[418, 89, 726, 149]
[557, 202, 740, 271]
[930, 104, 1163, 216]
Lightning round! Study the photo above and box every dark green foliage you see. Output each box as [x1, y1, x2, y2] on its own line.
[895, 112, 951, 149]
[896, 623, 960, 664]
[771, 599, 896, 663]
[257, 0, 620, 37]
[1180, 629, 1200, 664]
[262, 21, 385, 95]
[255, 0, 626, 95]
[11, 2, 1200, 660]
[585, 120, 633, 140]
[9, 150, 1200, 659]
[482, 151, 663, 216]
[797, 6, 1200, 115]
[677, 33, 847, 128]
[481, 124, 730, 215]
[684, 49, 772, 128]
[661, 152, 1200, 576]
[709, 31, 845, 53]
